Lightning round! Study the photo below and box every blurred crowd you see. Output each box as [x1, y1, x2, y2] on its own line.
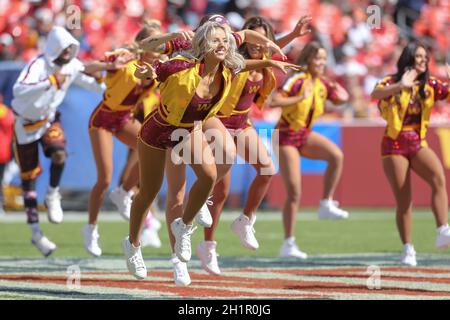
[0, 0, 449, 121]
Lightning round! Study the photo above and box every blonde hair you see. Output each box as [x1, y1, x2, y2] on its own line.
[143, 19, 162, 30]
[181, 21, 245, 71]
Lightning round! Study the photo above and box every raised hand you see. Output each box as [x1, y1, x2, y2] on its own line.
[270, 60, 305, 74]
[445, 63, 450, 80]
[292, 15, 312, 37]
[134, 61, 156, 80]
[113, 52, 136, 69]
[174, 30, 194, 41]
[334, 82, 350, 103]
[400, 69, 419, 89]
[265, 41, 287, 61]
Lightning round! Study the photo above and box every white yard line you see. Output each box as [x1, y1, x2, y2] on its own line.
[0, 211, 436, 223]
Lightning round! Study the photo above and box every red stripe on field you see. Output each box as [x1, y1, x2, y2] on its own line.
[2, 271, 450, 298]
[0, 274, 324, 298]
[236, 268, 450, 285]
[81, 268, 450, 287]
[375, 267, 450, 274]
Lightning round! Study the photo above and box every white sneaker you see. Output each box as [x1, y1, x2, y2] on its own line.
[141, 226, 162, 248]
[109, 186, 134, 220]
[230, 214, 259, 250]
[31, 233, 57, 257]
[45, 190, 63, 224]
[195, 196, 213, 227]
[171, 254, 191, 286]
[196, 241, 221, 275]
[279, 238, 308, 259]
[81, 224, 102, 257]
[318, 199, 349, 220]
[122, 237, 147, 279]
[401, 244, 417, 267]
[170, 218, 197, 262]
[436, 225, 450, 249]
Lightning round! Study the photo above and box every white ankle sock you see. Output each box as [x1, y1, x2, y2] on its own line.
[47, 186, 59, 195]
[437, 224, 449, 234]
[404, 243, 414, 252]
[30, 223, 42, 236]
[285, 237, 295, 244]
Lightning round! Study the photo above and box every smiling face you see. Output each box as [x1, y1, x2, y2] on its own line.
[205, 27, 229, 62]
[246, 26, 266, 59]
[308, 48, 327, 77]
[414, 46, 428, 75]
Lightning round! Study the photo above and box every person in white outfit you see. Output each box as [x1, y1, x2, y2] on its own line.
[12, 26, 105, 257]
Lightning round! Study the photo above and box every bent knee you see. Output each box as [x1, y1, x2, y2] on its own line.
[134, 190, 154, 206]
[430, 173, 446, 190]
[286, 186, 301, 203]
[95, 176, 112, 190]
[258, 162, 276, 178]
[329, 149, 344, 164]
[51, 150, 66, 165]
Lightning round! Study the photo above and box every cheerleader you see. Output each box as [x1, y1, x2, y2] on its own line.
[122, 21, 290, 281]
[196, 16, 310, 275]
[371, 42, 450, 266]
[83, 23, 162, 256]
[270, 41, 350, 259]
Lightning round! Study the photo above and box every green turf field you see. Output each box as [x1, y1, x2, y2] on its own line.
[1, 209, 448, 258]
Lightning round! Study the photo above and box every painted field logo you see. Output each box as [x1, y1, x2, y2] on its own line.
[66, 265, 81, 290]
[366, 265, 381, 290]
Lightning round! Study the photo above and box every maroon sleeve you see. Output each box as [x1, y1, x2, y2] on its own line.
[282, 77, 305, 97]
[153, 59, 195, 83]
[321, 78, 339, 102]
[430, 77, 450, 101]
[232, 32, 243, 47]
[165, 38, 192, 56]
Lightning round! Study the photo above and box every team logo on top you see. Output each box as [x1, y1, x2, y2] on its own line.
[319, 88, 326, 99]
[197, 103, 211, 111]
[248, 86, 260, 94]
[407, 105, 421, 115]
